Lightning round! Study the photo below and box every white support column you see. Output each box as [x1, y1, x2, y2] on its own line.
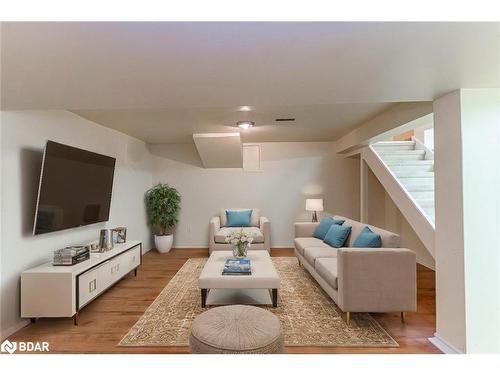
[433, 89, 500, 354]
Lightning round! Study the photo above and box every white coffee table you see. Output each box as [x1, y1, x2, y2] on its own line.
[198, 250, 280, 308]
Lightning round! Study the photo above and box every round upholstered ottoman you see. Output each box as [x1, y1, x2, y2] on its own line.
[189, 305, 284, 354]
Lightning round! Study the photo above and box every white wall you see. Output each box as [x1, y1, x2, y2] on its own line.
[150, 142, 360, 247]
[0, 110, 154, 339]
[434, 89, 500, 353]
[461, 89, 500, 353]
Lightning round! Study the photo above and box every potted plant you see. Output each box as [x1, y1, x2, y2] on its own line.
[145, 183, 181, 253]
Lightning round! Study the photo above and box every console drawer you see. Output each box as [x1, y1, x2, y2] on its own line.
[78, 260, 110, 308]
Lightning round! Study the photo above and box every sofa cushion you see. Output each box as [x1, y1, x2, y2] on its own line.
[294, 237, 328, 255]
[315, 257, 338, 289]
[352, 226, 382, 248]
[323, 224, 351, 248]
[226, 210, 252, 227]
[215, 227, 264, 244]
[334, 216, 400, 248]
[313, 217, 346, 240]
[303, 247, 338, 266]
[220, 208, 260, 227]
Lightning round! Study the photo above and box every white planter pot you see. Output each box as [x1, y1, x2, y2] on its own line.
[155, 234, 174, 253]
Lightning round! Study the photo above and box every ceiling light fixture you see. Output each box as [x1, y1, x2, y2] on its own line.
[237, 121, 254, 129]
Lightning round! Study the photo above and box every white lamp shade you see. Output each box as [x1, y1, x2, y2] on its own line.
[305, 198, 324, 212]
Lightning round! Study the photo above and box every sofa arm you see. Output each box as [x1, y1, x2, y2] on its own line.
[294, 222, 320, 238]
[336, 248, 417, 313]
[209, 216, 221, 251]
[260, 216, 271, 251]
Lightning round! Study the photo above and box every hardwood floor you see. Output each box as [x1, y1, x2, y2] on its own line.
[8, 248, 441, 354]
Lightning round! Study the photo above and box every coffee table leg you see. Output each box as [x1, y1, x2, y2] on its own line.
[272, 289, 278, 307]
[201, 288, 207, 308]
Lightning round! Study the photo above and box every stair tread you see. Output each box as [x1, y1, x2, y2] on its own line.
[386, 160, 434, 165]
[377, 150, 425, 155]
[374, 141, 416, 146]
[395, 172, 434, 177]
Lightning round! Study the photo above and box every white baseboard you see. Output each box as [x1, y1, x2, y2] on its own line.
[173, 245, 209, 249]
[1, 319, 30, 341]
[172, 245, 294, 249]
[428, 333, 463, 354]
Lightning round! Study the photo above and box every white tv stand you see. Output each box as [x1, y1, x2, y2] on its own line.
[21, 241, 142, 325]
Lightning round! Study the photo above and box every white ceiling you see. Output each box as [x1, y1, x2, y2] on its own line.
[1, 22, 499, 143]
[72, 103, 393, 143]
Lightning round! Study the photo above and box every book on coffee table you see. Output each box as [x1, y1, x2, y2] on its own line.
[222, 259, 251, 275]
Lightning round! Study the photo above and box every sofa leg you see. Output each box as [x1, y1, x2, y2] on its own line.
[346, 312, 351, 325]
[401, 312, 406, 323]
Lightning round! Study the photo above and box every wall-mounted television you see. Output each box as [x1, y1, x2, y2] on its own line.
[33, 141, 116, 235]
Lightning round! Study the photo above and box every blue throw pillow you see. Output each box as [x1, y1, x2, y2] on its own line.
[313, 217, 345, 240]
[352, 226, 382, 248]
[323, 224, 352, 248]
[226, 210, 252, 227]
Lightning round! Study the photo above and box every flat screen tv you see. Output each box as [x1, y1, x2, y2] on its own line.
[33, 141, 116, 235]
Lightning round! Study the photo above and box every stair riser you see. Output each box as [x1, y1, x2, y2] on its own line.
[409, 191, 435, 200]
[395, 172, 435, 178]
[373, 145, 415, 151]
[377, 150, 425, 156]
[381, 155, 426, 162]
[399, 177, 435, 185]
[388, 165, 434, 172]
[416, 199, 435, 208]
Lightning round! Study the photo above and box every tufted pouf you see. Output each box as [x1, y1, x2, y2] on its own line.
[189, 305, 284, 354]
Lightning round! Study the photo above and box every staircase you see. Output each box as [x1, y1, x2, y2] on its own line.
[373, 141, 435, 224]
[362, 139, 435, 257]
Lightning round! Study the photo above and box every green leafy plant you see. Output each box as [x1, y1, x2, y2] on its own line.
[145, 184, 181, 236]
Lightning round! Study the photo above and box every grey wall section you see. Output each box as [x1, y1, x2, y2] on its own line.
[0, 110, 154, 339]
[150, 142, 360, 247]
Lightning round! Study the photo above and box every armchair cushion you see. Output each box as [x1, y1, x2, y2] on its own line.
[220, 208, 260, 227]
[214, 227, 264, 244]
[226, 210, 252, 227]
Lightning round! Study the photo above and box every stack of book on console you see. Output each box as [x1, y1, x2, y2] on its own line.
[53, 246, 90, 266]
[222, 259, 251, 275]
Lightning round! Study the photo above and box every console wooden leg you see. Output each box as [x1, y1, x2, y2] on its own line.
[73, 312, 79, 326]
[30, 318, 36, 324]
[401, 311, 406, 323]
[272, 289, 278, 307]
[346, 312, 351, 325]
[201, 289, 207, 308]
[134, 268, 137, 277]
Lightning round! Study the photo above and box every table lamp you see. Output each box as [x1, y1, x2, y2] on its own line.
[305, 198, 323, 222]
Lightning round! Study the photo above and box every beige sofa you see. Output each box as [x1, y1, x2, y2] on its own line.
[209, 209, 270, 253]
[294, 215, 416, 323]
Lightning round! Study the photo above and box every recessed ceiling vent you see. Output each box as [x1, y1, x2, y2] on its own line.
[275, 118, 296, 122]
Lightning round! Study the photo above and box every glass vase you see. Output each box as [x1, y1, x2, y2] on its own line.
[232, 243, 248, 259]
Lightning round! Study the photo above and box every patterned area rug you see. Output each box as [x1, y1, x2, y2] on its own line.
[119, 257, 398, 347]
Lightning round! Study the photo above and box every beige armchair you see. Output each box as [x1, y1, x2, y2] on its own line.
[209, 209, 271, 254]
